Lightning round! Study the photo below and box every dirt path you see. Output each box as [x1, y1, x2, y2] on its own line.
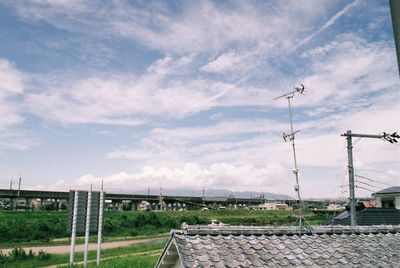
[0, 237, 166, 255]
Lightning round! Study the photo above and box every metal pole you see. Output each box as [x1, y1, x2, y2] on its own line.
[84, 186, 92, 267]
[69, 191, 79, 267]
[287, 96, 301, 202]
[345, 130, 356, 226]
[390, 0, 400, 76]
[287, 96, 303, 228]
[17, 176, 21, 197]
[96, 183, 104, 266]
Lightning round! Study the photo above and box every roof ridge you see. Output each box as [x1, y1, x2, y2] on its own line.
[172, 224, 400, 236]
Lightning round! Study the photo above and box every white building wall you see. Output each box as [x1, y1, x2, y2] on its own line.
[396, 197, 400, 209]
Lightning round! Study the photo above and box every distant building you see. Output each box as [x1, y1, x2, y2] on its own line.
[372, 186, 400, 209]
[138, 201, 151, 211]
[156, 224, 400, 268]
[257, 202, 290, 210]
[326, 203, 346, 211]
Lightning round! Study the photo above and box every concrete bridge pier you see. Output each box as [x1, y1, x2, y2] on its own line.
[25, 198, 32, 211]
[131, 201, 138, 211]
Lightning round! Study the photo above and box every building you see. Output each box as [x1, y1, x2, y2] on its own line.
[329, 207, 400, 225]
[257, 202, 290, 210]
[156, 224, 400, 267]
[372, 186, 400, 209]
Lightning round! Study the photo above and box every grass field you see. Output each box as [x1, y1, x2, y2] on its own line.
[0, 209, 334, 247]
[0, 239, 167, 268]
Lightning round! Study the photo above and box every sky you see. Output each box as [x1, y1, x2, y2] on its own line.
[0, 0, 399, 199]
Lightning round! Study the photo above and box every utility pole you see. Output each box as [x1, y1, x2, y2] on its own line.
[344, 130, 356, 226]
[274, 84, 306, 227]
[159, 183, 163, 211]
[9, 178, 13, 190]
[390, 0, 400, 76]
[17, 176, 21, 197]
[341, 130, 399, 226]
[202, 186, 205, 206]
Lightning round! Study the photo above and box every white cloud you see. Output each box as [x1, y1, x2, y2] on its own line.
[290, 0, 360, 52]
[299, 34, 398, 107]
[46, 162, 288, 193]
[0, 59, 30, 149]
[9, 1, 338, 54]
[25, 55, 229, 124]
[201, 51, 254, 74]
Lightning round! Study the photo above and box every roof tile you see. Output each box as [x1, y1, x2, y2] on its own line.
[163, 225, 400, 268]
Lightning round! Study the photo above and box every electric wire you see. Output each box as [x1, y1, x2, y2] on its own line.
[355, 174, 396, 188]
[355, 185, 375, 192]
[355, 180, 380, 189]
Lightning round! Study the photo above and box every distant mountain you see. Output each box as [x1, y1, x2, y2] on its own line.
[115, 188, 294, 200]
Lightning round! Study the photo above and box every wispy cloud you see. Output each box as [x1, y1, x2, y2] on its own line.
[0, 59, 31, 149]
[290, 0, 360, 53]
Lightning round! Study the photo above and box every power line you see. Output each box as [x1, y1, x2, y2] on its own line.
[355, 174, 395, 187]
[355, 180, 380, 189]
[355, 185, 375, 192]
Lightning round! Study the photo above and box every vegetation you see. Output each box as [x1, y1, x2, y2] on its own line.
[82, 254, 159, 268]
[0, 210, 334, 246]
[0, 240, 166, 268]
[0, 248, 51, 268]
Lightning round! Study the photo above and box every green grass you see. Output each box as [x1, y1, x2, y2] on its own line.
[0, 210, 334, 247]
[85, 254, 158, 268]
[0, 239, 167, 268]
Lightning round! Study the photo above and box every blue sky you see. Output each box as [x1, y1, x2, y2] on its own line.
[0, 0, 398, 198]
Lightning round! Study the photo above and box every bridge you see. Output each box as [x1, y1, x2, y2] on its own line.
[0, 188, 296, 211]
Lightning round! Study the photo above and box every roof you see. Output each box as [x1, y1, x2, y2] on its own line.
[329, 208, 400, 225]
[156, 225, 400, 267]
[373, 186, 400, 195]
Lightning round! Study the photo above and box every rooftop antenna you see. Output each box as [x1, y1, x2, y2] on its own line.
[274, 84, 307, 229]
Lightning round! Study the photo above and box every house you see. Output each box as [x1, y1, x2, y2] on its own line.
[329, 207, 400, 225]
[372, 186, 400, 209]
[156, 224, 400, 267]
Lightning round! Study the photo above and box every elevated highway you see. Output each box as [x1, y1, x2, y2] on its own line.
[0, 188, 279, 210]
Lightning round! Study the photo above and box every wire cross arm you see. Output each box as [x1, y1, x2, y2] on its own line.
[341, 131, 399, 143]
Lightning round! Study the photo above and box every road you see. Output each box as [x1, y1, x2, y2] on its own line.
[0, 237, 167, 255]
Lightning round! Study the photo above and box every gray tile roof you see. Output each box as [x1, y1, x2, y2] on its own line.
[157, 225, 400, 267]
[329, 208, 400, 225]
[374, 186, 400, 195]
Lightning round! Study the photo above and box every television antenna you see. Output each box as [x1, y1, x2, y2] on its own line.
[274, 84, 307, 228]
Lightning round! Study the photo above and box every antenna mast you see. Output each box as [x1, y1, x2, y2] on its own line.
[274, 84, 306, 227]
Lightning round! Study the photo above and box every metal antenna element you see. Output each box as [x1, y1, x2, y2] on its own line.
[274, 84, 306, 228]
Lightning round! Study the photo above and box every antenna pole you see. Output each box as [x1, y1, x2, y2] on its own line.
[274, 84, 306, 229]
[287, 96, 301, 202]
